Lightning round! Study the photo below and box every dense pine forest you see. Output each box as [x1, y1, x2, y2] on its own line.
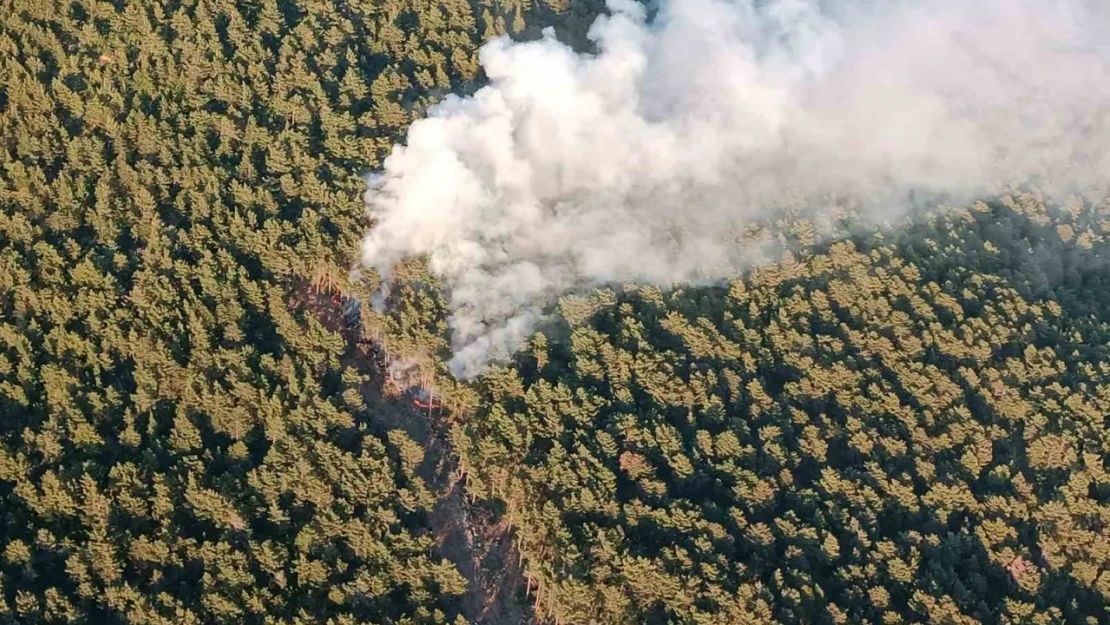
[457, 196, 1110, 624]
[2, 1, 1109, 625]
[0, 0, 587, 622]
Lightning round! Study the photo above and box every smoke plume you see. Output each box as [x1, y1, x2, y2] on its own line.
[361, 0, 1110, 377]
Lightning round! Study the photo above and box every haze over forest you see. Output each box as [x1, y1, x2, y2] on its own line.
[363, 0, 1110, 376]
[1, 1, 1110, 624]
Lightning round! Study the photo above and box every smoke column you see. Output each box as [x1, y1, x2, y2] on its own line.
[361, 0, 1110, 377]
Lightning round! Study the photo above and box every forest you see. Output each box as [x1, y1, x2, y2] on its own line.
[1, 1, 1109, 625]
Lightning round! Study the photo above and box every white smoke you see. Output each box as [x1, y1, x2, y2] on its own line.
[361, 0, 1110, 377]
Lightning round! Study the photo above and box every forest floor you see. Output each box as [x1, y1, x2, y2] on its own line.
[426, 434, 532, 624]
[375, 373, 533, 624]
[296, 281, 534, 623]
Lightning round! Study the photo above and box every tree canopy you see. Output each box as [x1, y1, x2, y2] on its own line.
[2, 1, 1109, 625]
[0, 0, 580, 622]
[457, 195, 1110, 625]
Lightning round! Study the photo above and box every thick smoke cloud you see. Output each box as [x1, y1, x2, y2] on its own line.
[362, 0, 1110, 377]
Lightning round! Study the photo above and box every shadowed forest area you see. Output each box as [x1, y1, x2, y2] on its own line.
[2, 1, 1110, 625]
